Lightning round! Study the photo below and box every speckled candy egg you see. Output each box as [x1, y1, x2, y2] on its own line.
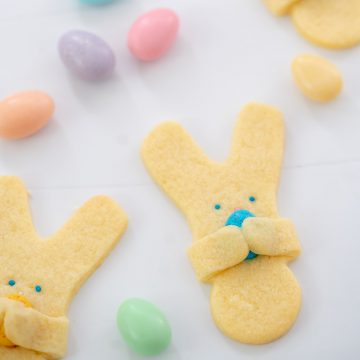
[58, 30, 116, 81]
[0, 91, 54, 140]
[128, 8, 180, 61]
[117, 298, 172, 355]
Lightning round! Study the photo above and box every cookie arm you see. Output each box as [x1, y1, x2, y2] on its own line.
[187, 226, 249, 283]
[242, 217, 301, 259]
[4, 307, 69, 359]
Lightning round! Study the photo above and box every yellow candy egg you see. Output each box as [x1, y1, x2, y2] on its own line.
[292, 54, 343, 102]
[0, 91, 55, 139]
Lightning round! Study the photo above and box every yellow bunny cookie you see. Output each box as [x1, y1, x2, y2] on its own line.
[0, 177, 128, 359]
[264, 0, 360, 49]
[142, 103, 301, 344]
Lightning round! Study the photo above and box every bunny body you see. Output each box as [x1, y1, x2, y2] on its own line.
[142, 103, 301, 344]
[0, 177, 127, 359]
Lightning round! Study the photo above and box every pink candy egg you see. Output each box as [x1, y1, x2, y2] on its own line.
[128, 8, 180, 61]
[0, 91, 54, 139]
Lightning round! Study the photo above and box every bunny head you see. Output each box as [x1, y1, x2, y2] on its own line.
[264, 0, 360, 49]
[0, 177, 127, 359]
[142, 103, 284, 241]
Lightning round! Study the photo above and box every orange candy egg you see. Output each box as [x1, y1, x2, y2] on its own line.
[0, 91, 55, 139]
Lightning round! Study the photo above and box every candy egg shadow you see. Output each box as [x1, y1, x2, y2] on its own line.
[0, 115, 67, 170]
[61, 70, 129, 113]
[72, 1, 133, 72]
[77, 0, 126, 9]
[126, 37, 198, 97]
[75, 0, 129, 22]
[123, 344, 181, 360]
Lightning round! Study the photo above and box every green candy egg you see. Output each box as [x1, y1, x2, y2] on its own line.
[117, 298, 172, 356]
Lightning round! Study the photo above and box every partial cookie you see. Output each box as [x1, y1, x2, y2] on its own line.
[291, 0, 360, 49]
[142, 103, 301, 344]
[263, 0, 301, 16]
[0, 176, 128, 359]
[264, 0, 360, 49]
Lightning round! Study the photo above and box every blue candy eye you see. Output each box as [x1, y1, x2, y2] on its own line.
[8, 280, 16, 286]
[214, 204, 221, 210]
[249, 196, 256, 202]
[35, 285, 42, 293]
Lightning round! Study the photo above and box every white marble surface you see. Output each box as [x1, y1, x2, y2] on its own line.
[0, 0, 360, 359]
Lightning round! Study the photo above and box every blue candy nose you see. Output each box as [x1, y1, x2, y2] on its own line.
[225, 209, 257, 261]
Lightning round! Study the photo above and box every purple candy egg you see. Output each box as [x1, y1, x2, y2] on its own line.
[58, 30, 115, 81]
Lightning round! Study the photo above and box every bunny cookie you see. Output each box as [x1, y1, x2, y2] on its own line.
[142, 103, 301, 344]
[0, 176, 127, 359]
[264, 0, 360, 49]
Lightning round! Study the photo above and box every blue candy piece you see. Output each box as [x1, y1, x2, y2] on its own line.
[245, 251, 257, 260]
[225, 209, 255, 227]
[81, 0, 115, 5]
[225, 209, 257, 260]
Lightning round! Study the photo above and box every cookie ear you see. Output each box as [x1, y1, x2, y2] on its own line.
[45, 196, 127, 306]
[228, 103, 284, 187]
[141, 122, 211, 207]
[0, 177, 36, 241]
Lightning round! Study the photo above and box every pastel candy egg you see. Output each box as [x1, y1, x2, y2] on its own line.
[58, 30, 116, 81]
[117, 298, 172, 355]
[0, 91, 54, 140]
[292, 54, 343, 102]
[128, 8, 180, 61]
[81, 0, 115, 4]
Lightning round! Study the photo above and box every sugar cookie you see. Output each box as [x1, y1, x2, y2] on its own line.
[292, 0, 360, 49]
[263, 0, 300, 15]
[264, 0, 360, 49]
[292, 54, 343, 102]
[142, 103, 301, 344]
[0, 176, 128, 359]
